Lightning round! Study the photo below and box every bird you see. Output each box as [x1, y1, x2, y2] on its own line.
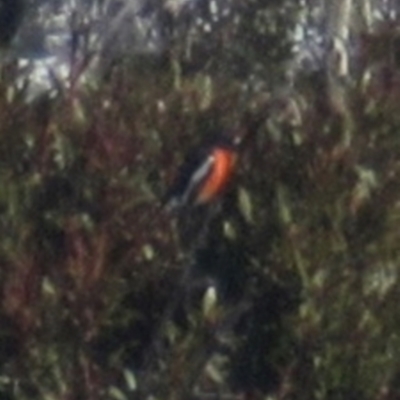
[163, 134, 239, 211]
[163, 111, 266, 213]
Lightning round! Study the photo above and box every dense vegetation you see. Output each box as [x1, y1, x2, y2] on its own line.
[0, 1, 400, 399]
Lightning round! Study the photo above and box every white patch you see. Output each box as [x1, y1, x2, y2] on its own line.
[182, 154, 215, 203]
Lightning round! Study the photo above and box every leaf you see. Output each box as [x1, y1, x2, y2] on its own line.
[237, 186, 254, 224]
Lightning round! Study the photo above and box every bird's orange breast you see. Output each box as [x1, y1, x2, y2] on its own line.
[196, 148, 237, 204]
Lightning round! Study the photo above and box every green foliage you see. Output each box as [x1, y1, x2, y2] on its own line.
[0, 1, 400, 400]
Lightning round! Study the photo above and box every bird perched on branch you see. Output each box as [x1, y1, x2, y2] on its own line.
[162, 115, 265, 253]
[163, 113, 266, 213]
[163, 134, 239, 211]
[163, 114, 265, 211]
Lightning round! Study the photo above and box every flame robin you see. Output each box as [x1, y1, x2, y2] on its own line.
[163, 112, 265, 212]
[164, 135, 239, 211]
